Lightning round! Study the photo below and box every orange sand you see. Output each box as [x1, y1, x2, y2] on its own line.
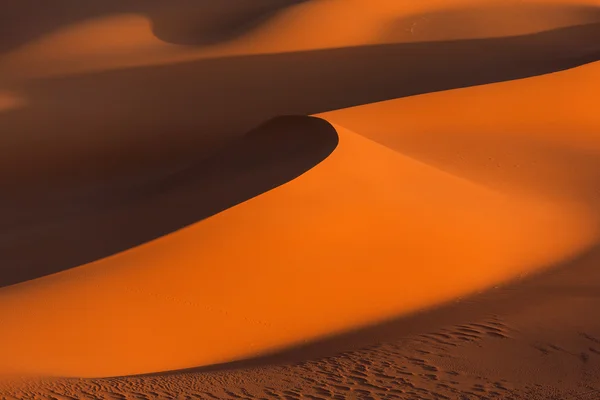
[2, 0, 600, 80]
[1, 0, 599, 391]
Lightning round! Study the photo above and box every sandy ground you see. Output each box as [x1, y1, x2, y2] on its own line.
[1, 0, 600, 398]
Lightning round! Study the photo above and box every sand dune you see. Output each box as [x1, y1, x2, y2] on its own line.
[0, 0, 305, 53]
[2, 0, 600, 81]
[320, 61, 600, 207]
[1, 0, 600, 397]
[389, 1, 600, 42]
[0, 0, 307, 82]
[0, 116, 339, 288]
[2, 21, 599, 207]
[1, 118, 595, 377]
[6, 247, 599, 398]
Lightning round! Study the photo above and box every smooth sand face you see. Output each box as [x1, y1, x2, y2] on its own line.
[0, 120, 596, 376]
[0, 129, 595, 377]
[0, 0, 600, 390]
[319, 59, 600, 205]
[2, 0, 600, 80]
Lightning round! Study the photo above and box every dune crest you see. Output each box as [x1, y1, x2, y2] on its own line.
[2, 0, 599, 80]
[1, 20, 598, 201]
[0, 116, 339, 288]
[1, 1, 600, 398]
[389, 1, 600, 42]
[0, 0, 308, 82]
[320, 60, 600, 206]
[0, 118, 596, 377]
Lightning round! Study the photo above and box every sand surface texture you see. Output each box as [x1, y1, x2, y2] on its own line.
[1, 0, 600, 398]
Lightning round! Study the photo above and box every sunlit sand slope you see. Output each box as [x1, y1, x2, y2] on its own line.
[2, 19, 599, 207]
[0, 0, 599, 385]
[319, 60, 600, 207]
[0, 114, 596, 377]
[1, 0, 599, 80]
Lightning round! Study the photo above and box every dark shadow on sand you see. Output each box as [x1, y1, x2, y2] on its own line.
[0, 0, 306, 54]
[3, 22, 600, 187]
[0, 116, 338, 287]
[138, 243, 600, 378]
[1, 22, 599, 287]
[149, 0, 309, 46]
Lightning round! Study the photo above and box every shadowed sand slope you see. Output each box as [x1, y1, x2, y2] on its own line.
[319, 60, 600, 206]
[0, 118, 596, 377]
[148, 0, 309, 46]
[389, 1, 600, 42]
[0, 116, 338, 288]
[1, 21, 598, 290]
[5, 246, 599, 398]
[0, 0, 306, 54]
[2, 22, 599, 193]
[1, 0, 600, 395]
[1, 0, 599, 81]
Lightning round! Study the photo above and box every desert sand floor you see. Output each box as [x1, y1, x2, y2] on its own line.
[1, 0, 600, 398]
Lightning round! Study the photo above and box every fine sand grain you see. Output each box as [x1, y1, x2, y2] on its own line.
[1, 0, 600, 398]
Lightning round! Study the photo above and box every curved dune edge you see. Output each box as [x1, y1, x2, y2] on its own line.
[0, 0, 600, 382]
[0, 114, 597, 377]
[0, 115, 340, 288]
[2, 19, 599, 201]
[318, 59, 600, 206]
[1, 0, 600, 81]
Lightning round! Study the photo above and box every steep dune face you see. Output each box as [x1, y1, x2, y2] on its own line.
[0, 0, 305, 54]
[388, 1, 600, 42]
[320, 61, 600, 207]
[0, 0, 308, 82]
[1, 0, 597, 204]
[0, 0, 600, 388]
[2, 0, 600, 81]
[148, 0, 309, 46]
[0, 116, 339, 288]
[0, 118, 596, 377]
[2, 21, 598, 209]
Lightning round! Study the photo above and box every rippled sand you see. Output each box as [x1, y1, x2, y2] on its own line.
[1, 0, 600, 398]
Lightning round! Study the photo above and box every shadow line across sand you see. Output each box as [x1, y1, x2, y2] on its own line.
[0, 0, 307, 54]
[139, 242, 600, 379]
[3, 22, 600, 186]
[1, 22, 600, 288]
[0, 116, 338, 288]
